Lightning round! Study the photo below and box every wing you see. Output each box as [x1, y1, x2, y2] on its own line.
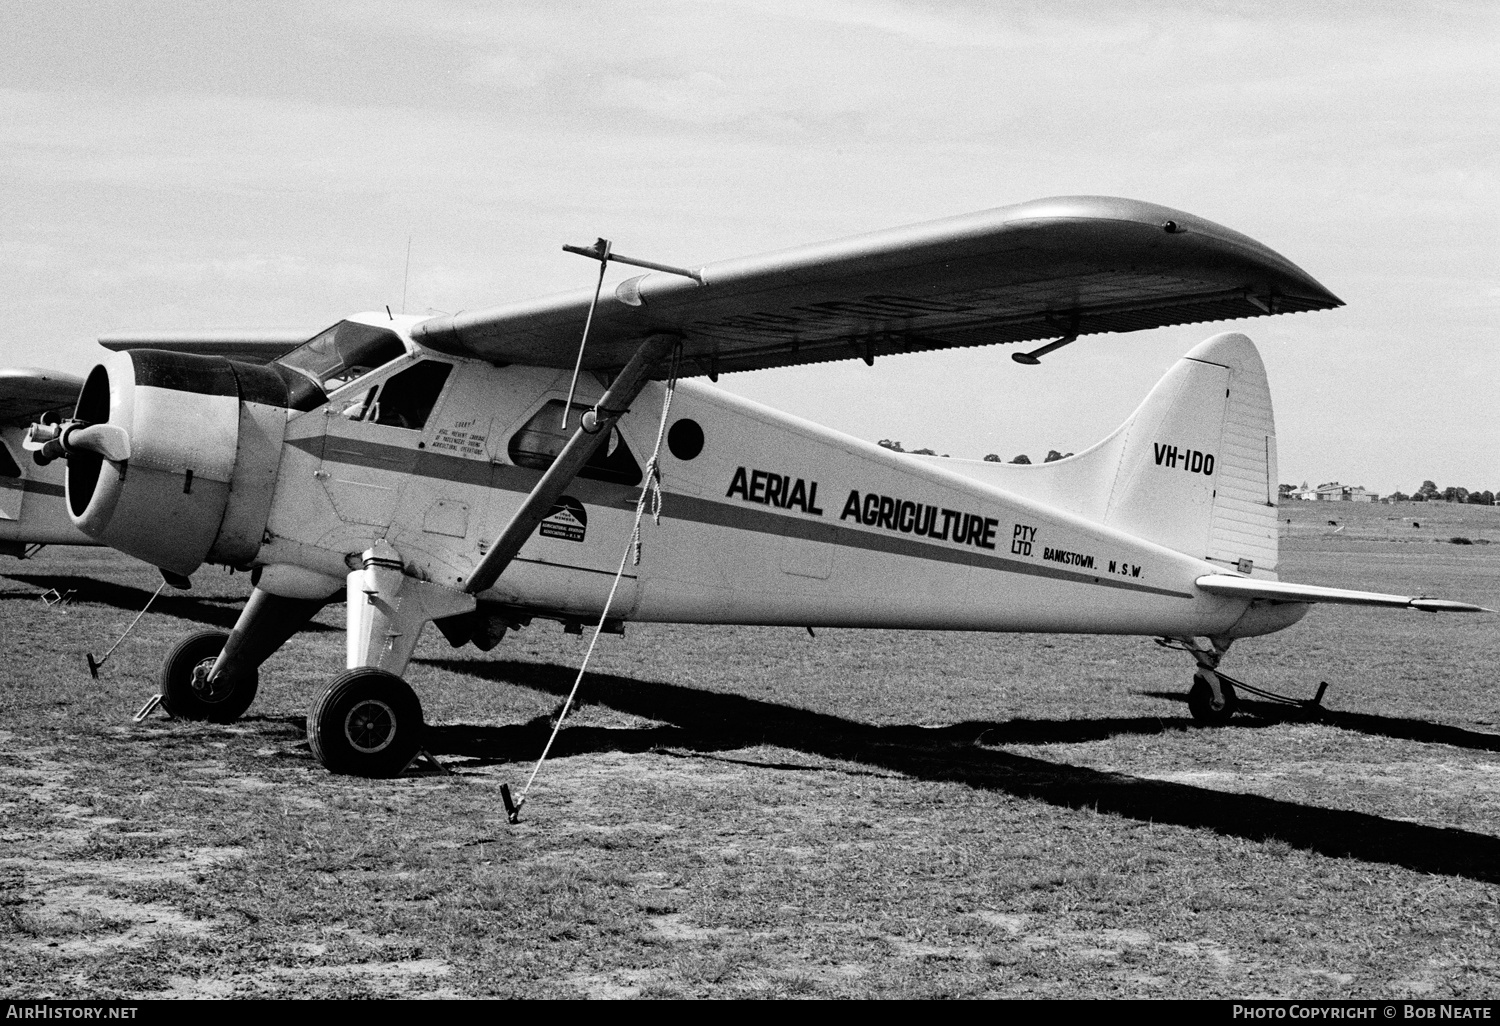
[1196, 575, 1491, 613]
[2, 333, 309, 424]
[98, 328, 313, 364]
[0, 368, 86, 425]
[411, 195, 1343, 378]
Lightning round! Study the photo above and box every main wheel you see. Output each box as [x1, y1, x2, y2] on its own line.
[1187, 671, 1238, 725]
[159, 630, 259, 723]
[307, 668, 424, 777]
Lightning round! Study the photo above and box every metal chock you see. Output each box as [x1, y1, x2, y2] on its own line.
[132, 693, 164, 723]
[401, 749, 453, 777]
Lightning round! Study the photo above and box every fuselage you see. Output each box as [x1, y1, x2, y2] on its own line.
[247, 327, 1290, 639]
[56, 314, 1303, 640]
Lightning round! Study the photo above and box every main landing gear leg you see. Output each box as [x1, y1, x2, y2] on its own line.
[306, 540, 475, 777]
[159, 587, 327, 722]
[1173, 636, 1240, 726]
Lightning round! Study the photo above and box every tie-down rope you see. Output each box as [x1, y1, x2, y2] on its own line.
[508, 345, 682, 821]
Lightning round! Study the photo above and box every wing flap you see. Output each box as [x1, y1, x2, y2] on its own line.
[412, 195, 1343, 377]
[1196, 574, 1491, 612]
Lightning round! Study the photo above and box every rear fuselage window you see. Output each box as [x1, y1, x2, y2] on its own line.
[508, 400, 643, 486]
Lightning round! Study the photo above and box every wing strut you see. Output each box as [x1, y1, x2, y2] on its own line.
[464, 332, 681, 596]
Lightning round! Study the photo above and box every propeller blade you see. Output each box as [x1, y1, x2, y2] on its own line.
[68, 424, 131, 462]
[28, 422, 131, 465]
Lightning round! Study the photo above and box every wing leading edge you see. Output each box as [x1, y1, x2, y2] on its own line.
[1196, 575, 1491, 613]
[412, 195, 1343, 378]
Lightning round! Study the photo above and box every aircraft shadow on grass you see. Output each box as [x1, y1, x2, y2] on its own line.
[1142, 690, 1500, 754]
[420, 656, 1500, 885]
[0, 574, 338, 634]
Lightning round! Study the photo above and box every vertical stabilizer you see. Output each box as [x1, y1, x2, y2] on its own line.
[912, 331, 1280, 574]
[1101, 331, 1278, 574]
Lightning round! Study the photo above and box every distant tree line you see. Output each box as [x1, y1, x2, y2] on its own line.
[876, 440, 1074, 464]
[878, 439, 947, 456]
[1393, 481, 1495, 505]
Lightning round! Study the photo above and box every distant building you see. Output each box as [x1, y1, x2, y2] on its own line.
[1307, 481, 1377, 502]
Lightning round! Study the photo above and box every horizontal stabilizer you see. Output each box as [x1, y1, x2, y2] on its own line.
[1196, 574, 1491, 612]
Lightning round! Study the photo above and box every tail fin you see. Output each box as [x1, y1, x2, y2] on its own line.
[1098, 331, 1278, 573]
[935, 332, 1279, 573]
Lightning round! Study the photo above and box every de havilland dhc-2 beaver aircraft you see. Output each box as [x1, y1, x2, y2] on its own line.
[19, 196, 1489, 777]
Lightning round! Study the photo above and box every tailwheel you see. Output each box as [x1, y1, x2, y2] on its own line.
[307, 668, 424, 777]
[1187, 670, 1239, 725]
[159, 630, 259, 723]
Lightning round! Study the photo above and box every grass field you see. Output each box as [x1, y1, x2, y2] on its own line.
[1, 500, 1498, 998]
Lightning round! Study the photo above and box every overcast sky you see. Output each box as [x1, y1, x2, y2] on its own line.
[2, 0, 1495, 493]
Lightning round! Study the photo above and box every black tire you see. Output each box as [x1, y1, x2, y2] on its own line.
[1187, 671, 1238, 725]
[307, 668, 424, 777]
[159, 630, 259, 723]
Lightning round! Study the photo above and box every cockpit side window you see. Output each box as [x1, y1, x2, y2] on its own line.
[369, 361, 453, 431]
[508, 399, 643, 486]
[275, 321, 407, 408]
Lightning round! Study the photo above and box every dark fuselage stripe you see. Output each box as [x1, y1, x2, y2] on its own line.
[292, 435, 1192, 599]
[0, 478, 65, 498]
[665, 493, 1191, 598]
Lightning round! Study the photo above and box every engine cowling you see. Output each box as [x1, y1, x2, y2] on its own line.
[67, 350, 290, 575]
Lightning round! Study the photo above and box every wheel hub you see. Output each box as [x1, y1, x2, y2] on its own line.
[190, 659, 234, 702]
[343, 699, 398, 754]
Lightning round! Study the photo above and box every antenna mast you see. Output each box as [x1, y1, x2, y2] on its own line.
[401, 236, 413, 314]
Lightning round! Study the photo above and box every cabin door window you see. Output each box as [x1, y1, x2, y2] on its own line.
[319, 360, 454, 526]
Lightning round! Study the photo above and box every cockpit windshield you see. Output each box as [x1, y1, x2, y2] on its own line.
[277, 321, 407, 395]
